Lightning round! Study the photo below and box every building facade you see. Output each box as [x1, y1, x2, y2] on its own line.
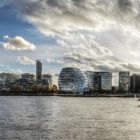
[85, 71, 95, 91]
[58, 67, 88, 94]
[130, 74, 140, 93]
[21, 73, 35, 81]
[0, 73, 20, 86]
[94, 72, 112, 92]
[0, 73, 19, 83]
[119, 71, 130, 92]
[36, 60, 42, 81]
[0, 73, 20, 91]
[42, 74, 53, 87]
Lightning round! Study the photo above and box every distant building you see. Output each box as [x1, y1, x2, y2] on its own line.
[94, 74, 101, 92]
[94, 72, 112, 92]
[15, 78, 34, 92]
[0, 73, 20, 86]
[42, 74, 53, 87]
[21, 73, 35, 81]
[0, 73, 20, 92]
[0, 73, 19, 82]
[130, 74, 140, 93]
[58, 67, 88, 94]
[119, 71, 130, 92]
[36, 60, 42, 81]
[85, 71, 95, 91]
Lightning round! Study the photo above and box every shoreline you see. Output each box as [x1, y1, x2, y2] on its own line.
[0, 93, 140, 98]
[56, 94, 140, 98]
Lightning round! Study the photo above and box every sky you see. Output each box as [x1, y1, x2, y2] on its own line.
[1, 0, 140, 85]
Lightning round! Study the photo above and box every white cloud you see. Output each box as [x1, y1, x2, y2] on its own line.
[11, 69, 23, 74]
[1, 35, 36, 51]
[46, 58, 64, 64]
[17, 56, 35, 65]
[11, 0, 140, 36]
[2, 0, 140, 76]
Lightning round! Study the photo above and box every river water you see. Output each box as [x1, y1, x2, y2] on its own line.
[0, 96, 140, 140]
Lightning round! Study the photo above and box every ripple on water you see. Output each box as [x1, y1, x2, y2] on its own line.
[0, 97, 140, 140]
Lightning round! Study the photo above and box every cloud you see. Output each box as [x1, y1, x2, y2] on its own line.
[1, 35, 36, 51]
[11, 69, 23, 74]
[10, 0, 140, 35]
[17, 56, 35, 65]
[46, 58, 64, 64]
[2, 0, 140, 76]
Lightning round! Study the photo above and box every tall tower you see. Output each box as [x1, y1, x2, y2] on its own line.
[36, 60, 42, 81]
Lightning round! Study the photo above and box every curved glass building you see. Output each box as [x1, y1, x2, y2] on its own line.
[58, 67, 88, 94]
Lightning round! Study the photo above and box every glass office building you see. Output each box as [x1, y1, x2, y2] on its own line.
[58, 67, 88, 94]
[119, 71, 130, 92]
[94, 72, 112, 92]
[85, 71, 95, 91]
[36, 60, 42, 81]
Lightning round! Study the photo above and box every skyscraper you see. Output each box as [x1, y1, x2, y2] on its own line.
[36, 60, 42, 81]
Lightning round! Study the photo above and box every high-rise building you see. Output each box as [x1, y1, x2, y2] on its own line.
[36, 60, 42, 81]
[85, 71, 95, 91]
[58, 67, 88, 94]
[130, 74, 140, 93]
[94, 72, 112, 92]
[119, 71, 130, 92]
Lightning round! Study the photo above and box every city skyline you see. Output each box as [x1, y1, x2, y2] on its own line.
[1, 0, 140, 86]
[0, 61, 140, 94]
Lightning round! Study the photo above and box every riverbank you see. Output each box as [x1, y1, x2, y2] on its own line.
[56, 94, 140, 98]
[0, 92, 140, 97]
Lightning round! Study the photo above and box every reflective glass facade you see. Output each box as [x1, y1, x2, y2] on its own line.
[119, 71, 130, 92]
[36, 60, 42, 81]
[85, 71, 95, 90]
[94, 72, 112, 92]
[58, 67, 88, 94]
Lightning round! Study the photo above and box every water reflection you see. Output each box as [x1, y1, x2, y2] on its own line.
[0, 97, 140, 140]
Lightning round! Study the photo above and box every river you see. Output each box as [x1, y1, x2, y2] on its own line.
[0, 96, 140, 140]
